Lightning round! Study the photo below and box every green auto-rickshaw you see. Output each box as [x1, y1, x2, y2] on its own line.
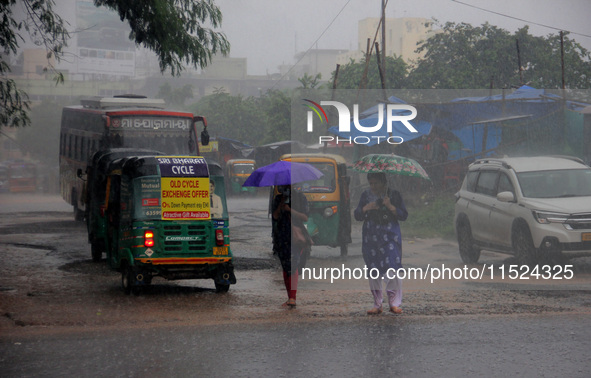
[225, 158, 256, 195]
[99, 154, 235, 294]
[85, 148, 164, 262]
[280, 153, 352, 256]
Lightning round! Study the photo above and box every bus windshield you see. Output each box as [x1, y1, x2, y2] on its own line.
[107, 134, 193, 155]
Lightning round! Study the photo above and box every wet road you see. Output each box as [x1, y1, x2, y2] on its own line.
[2, 314, 590, 377]
[1, 193, 591, 377]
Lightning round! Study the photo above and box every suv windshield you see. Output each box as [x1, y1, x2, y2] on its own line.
[517, 169, 591, 198]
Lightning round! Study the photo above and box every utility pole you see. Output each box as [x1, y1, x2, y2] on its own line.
[560, 31, 566, 90]
[516, 39, 524, 86]
[381, 0, 386, 68]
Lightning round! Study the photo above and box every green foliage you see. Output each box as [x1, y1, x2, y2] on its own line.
[298, 73, 322, 89]
[330, 22, 591, 90]
[1, 0, 228, 128]
[191, 91, 265, 145]
[1, 78, 30, 127]
[95, 0, 229, 75]
[402, 193, 456, 240]
[1, 0, 67, 127]
[190, 89, 294, 146]
[157, 82, 194, 107]
[331, 55, 409, 89]
[407, 22, 591, 89]
[257, 90, 292, 143]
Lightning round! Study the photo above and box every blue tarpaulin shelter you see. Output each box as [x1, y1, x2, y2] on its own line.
[417, 86, 590, 159]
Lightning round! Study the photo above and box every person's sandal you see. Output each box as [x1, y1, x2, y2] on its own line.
[389, 306, 402, 314]
[367, 307, 382, 315]
[286, 298, 297, 308]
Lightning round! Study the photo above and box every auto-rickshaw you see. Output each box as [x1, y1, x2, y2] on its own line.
[225, 158, 256, 195]
[280, 153, 352, 256]
[99, 154, 235, 294]
[85, 148, 164, 262]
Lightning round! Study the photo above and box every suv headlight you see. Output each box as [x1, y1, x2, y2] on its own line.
[532, 211, 569, 224]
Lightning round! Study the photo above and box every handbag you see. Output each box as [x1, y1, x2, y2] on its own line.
[292, 223, 312, 247]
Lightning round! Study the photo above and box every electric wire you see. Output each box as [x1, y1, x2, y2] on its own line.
[451, 0, 591, 38]
[270, 0, 353, 90]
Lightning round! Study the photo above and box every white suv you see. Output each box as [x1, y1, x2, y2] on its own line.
[454, 156, 591, 264]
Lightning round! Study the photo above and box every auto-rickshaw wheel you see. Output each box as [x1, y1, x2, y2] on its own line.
[340, 244, 348, 257]
[215, 282, 230, 293]
[121, 263, 133, 295]
[91, 241, 103, 262]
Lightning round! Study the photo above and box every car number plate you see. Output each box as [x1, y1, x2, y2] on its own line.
[213, 246, 228, 255]
[582, 233, 591, 242]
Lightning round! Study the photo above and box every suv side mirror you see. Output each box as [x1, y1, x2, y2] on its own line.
[497, 191, 515, 203]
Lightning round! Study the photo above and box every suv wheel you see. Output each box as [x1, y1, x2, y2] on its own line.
[457, 220, 481, 264]
[513, 224, 538, 266]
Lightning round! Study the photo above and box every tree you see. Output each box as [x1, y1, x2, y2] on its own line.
[1, 0, 68, 127]
[156, 82, 194, 107]
[258, 90, 292, 144]
[407, 22, 591, 89]
[1, 0, 229, 127]
[191, 91, 267, 145]
[298, 73, 322, 89]
[330, 55, 409, 89]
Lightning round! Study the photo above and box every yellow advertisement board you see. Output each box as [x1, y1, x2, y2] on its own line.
[157, 156, 211, 220]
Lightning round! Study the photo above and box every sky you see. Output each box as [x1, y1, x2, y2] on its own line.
[214, 0, 591, 76]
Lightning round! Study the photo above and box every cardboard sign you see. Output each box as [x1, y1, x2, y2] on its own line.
[137, 177, 161, 218]
[157, 157, 210, 220]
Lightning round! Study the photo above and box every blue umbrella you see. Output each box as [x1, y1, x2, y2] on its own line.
[242, 161, 324, 187]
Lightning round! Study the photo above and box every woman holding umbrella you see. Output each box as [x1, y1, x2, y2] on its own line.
[272, 185, 309, 308]
[354, 172, 408, 315]
[243, 160, 320, 308]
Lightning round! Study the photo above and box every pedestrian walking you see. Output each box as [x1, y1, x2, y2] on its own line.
[354, 172, 408, 315]
[272, 185, 310, 308]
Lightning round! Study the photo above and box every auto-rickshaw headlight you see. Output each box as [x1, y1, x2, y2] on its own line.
[323, 206, 337, 217]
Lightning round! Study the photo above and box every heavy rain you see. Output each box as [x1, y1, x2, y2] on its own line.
[2, 0, 591, 376]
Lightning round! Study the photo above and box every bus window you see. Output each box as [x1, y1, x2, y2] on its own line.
[67, 134, 73, 158]
[81, 137, 86, 162]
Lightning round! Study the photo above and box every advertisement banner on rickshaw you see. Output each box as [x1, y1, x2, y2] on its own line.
[157, 156, 211, 220]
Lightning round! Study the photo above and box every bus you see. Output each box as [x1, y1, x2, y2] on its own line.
[59, 95, 208, 221]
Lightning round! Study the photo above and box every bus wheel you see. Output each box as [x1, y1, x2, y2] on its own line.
[215, 282, 230, 293]
[340, 244, 348, 257]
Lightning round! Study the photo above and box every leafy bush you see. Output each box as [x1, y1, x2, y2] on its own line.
[402, 193, 456, 240]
